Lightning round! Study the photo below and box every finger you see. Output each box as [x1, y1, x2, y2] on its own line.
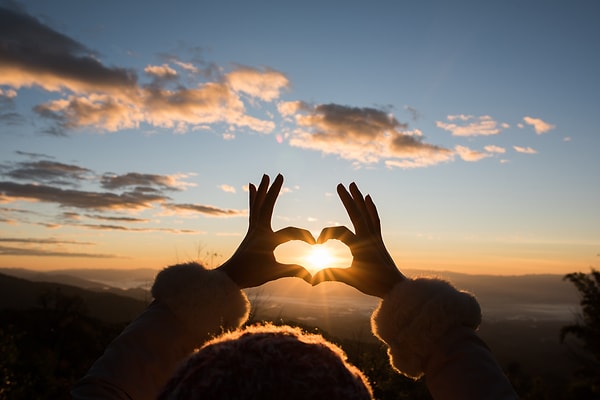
[253, 174, 270, 213]
[275, 226, 316, 245]
[337, 184, 367, 234]
[311, 267, 353, 286]
[365, 194, 382, 235]
[317, 226, 355, 245]
[271, 263, 312, 283]
[248, 183, 257, 225]
[349, 182, 370, 232]
[261, 173, 283, 225]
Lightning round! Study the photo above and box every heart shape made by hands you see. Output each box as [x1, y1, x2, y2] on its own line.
[274, 239, 352, 274]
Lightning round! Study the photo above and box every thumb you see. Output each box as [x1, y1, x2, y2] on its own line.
[311, 267, 352, 286]
[273, 262, 313, 284]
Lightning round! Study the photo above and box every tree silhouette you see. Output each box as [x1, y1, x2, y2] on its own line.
[561, 269, 600, 396]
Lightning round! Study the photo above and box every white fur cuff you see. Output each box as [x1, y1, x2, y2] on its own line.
[371, 278, 481, 379]
[152, 263, 250, 342]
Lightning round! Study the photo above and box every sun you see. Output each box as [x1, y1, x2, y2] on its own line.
[305, 245, 334, 272]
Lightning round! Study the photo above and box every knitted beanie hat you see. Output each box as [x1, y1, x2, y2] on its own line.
[158, 323, 373, 400]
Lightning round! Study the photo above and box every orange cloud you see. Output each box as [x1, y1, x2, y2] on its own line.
[0, 7, 283, 136]
[523, 116, 555, 134]
[513, 145, 538, 154]
[287, 103, 453, 168]
[436, 115, 503, 136]
[484, 145, 506, 154]
[455, 145, 490, 162]
[144, 64, 178, 79]
[226, 67, 289, 101]
[218, 184, 236, 194]
[165, 203, 246, 217]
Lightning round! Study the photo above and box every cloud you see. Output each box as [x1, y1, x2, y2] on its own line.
[0, 88, 17, 99]
[513, 145, 538, 154]
[226, 66, 289, 101]
[0, 7, 283, 135]
[0, 244, 119, 258]
[404, 105, 421, 121]
[455, 145, 490, 162]
[523, 116, 555, 134]
[436, 115, 503, 136]
[171, 60, 200, 74]
[286, 103, 453, 168]
[144, 64, 178, 79]
[72, 223, 199, 234]
[14, 150, 54, 159]
[0, 181, 170, 210]
[0, 157, 246, 231]
[165, 203, 246, 217]
[0, 237, 94, 245]
[218, 184, 236, 193]
[277, 100, 302, 117]
[0, 86, 23, 125]
[484, 145, 506, 154]
[83, 214, 150, 223]
[4, 160, 92, 185]
[0, 6, 137, 94]
[100, 172, 192, 191]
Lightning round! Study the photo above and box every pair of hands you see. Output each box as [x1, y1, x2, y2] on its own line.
[218, 174, 406, 299]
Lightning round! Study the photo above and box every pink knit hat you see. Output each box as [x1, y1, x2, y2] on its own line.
[159, 323, 373, 399]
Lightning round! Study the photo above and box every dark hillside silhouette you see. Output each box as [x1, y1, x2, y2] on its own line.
[0, 269, 590, 399]
[0, 273, 148, 323]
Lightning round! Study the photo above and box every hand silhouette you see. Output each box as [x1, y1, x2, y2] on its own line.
[312, 182, 406, 298]
[218, 174, 315, 288]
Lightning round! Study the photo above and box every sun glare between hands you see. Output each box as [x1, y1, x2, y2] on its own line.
[275, 240, 351, 275]
[305, 245, 334, 272]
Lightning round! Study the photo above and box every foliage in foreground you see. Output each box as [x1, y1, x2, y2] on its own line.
[560, 269, 600, 397]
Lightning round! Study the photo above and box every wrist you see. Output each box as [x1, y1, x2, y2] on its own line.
[216, 260, 242, 288]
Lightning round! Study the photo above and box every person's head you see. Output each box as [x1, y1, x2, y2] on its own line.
[159, 323, 373, 400]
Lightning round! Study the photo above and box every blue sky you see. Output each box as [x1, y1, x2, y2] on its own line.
[1, 0, 598, 275]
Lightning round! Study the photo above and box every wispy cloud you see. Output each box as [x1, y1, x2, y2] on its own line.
[226, 66, 289, 101]
[3, 160, 92, 185]
[455, 145, 490, 162]
[484, 145, 506, 154]
[436, 115, 503, 136]
[0, 181, 169, 211]
[100, 172, 194, 191]
[513, 145, 538, 154]
[523, 116, 555, 134]
[0, 156, 243, 222]
[0, 237, 94, 245]
[0, 6, 286, 135]
[218, 184, 236, 193]
[0, 245, 120, 258]
[285, 102, 453, 168]
[165, 203, 246, 217]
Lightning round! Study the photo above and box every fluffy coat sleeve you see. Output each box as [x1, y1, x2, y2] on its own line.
[71, 263, 250, 400]
[371, 277, 518, 400]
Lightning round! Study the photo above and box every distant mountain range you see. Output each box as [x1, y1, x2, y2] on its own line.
[0, 266, 582, 323]
[0, 269, 150, 323]
[0, 267, 583, 377]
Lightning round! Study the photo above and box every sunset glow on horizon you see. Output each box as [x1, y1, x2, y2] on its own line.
[0, 1, 598, 276]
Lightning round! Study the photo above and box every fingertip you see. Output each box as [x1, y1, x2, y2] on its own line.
[316, 228, 330, 243]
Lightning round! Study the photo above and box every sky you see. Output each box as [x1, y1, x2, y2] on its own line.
[0, 0, 598, 275]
